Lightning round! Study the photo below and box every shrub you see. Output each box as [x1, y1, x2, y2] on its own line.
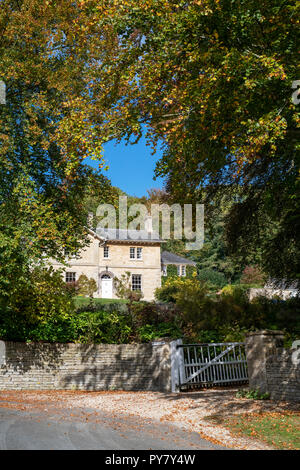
[240, 265, 266, 286]
[181, 324, 249, 344]
[71, 311, 132, 344]
[77, 274, 97, 298]
[113, 271, 143, 319]
[186, 265, 197, 279]
[137, 322, 182, 342]
[197, 269, 227, 289]
[155, 277, 181, 303]
[131, 301, 160, 327]
[75, 300, 128, 314]
[166, 264, 178, 278]
[236, 389, 270, 400]
[172, 279, 210, 326]
[220, 284, 249, 302]
[1, 266, 75, 325]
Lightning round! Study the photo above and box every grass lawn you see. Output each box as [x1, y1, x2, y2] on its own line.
[74, 296, 128, 307]
[224, 412, 300, 450]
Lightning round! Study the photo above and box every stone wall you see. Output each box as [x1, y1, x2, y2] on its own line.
[248, 288, 298, 301]
[0, 339, 171, 392]
[245, 331, 300, 402]
[265, 349, 300, 402]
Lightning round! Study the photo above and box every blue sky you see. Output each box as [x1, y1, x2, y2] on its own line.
[87, 136, 165, 198]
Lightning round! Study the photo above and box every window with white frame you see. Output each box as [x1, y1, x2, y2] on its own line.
[130, 247, 143, 259]
[103, 246, 109, 258]
[66, 272, 76, 283]
[132, 274, 142, 291]
[176, 265, 186, 276]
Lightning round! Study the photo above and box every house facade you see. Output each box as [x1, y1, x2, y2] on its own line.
[50, 222, 196, 301]
[161, 250, 197, 277]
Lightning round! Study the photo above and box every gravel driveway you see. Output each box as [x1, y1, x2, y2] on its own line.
[0, 388, 299, 450]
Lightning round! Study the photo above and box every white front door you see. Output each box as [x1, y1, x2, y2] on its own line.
[102, 278, 113, 299]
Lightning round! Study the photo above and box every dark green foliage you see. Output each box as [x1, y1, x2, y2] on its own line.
[193, 219, 243, 283]
[0, 302, 181, 344]
[77, 275, 98, 299]
[75, 300, 129, 315]
[0, 294, 299, 345]
[186, 265, 197, 279]
[131, 301, 178, 327]
[137, 323, 182, 343]
[156, 276, 300, 344]
[113, 271, 143, 320]
[166, 264, 178, 278]
[163, 264, 197, 282]
[0, 310, 131, 344]
[197, 268, 227, 289]
[155, 281, 180, 303]
[0, 267, 75, 325]
[236, 389, 270, 400]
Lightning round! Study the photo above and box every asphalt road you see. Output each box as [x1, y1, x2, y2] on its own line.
[0, 405, 226, 450]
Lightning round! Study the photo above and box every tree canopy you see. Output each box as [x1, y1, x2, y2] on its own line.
[0, 0, 119, 310]
[80, 0, 299, 282]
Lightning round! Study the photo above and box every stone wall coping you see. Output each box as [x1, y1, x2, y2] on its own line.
[1, 340, 165, 348]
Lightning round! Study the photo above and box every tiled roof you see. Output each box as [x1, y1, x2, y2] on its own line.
[95, 227, 163, 243]
[161, 250, 196, 266]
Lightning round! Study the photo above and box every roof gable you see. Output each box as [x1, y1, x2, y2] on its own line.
[161, 250, 196, 266]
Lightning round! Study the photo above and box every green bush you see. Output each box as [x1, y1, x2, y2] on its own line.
[197, 269, 227, 289]
[186, 265, 197, 279]
[0, 267, 74, 327]
[155, 278, 181, 303]
[220, 284, 249, 303]
[131, 301, 160, 327]
[0, 310, 133, 344]
[1, 271, 298, 345]
[166, 264, 178, 278]
[137, 322, 182, 342]
[77, 274, 97, 298]
[182, 325, 249, 344]
[236, 389, 270, 400]
[75, 299, 128, 314]
[71, 311, 132, 344]
[172, 279, 210, 326]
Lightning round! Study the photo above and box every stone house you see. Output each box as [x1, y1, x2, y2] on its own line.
[50, 220, 195, 301]
[161, 250, 196, 277]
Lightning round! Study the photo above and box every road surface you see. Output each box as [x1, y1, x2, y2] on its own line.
[0, 404, 226, 450]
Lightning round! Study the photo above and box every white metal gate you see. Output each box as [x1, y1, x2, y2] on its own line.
[171, 339, 248, 391]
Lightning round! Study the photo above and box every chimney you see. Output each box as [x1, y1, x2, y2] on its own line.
[144, 215, 153, 233]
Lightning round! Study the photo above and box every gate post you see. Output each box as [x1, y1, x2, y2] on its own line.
[170, 339, 184, 393]
[245, 330, 284, 393]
